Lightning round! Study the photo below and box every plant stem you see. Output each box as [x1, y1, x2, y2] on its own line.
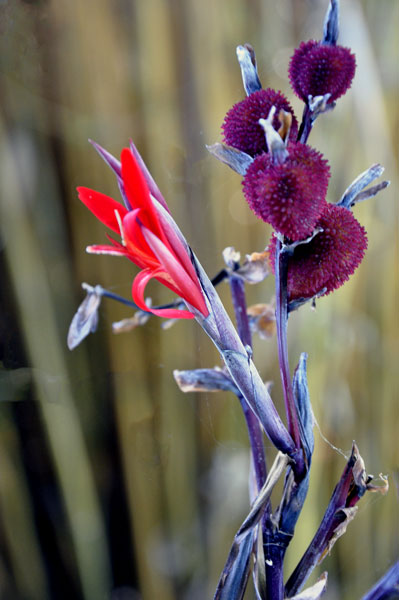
[274, 239, 302, 457]
[361, 561, 399, 600]
[228, 274, 267, 491]
[211, 268, 229, 286]
[228, 275, 252, 348]
[228, 275, 291, 600]
[285, 444, 359, 596]
[194, 256, 298, 459]
[98, 288, 139, 309]
[297, 104, 314, 144]
[264, 533, 285, 600]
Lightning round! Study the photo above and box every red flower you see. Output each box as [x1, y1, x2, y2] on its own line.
[78, 147, 209, 319]
[268, 203, 367, 300]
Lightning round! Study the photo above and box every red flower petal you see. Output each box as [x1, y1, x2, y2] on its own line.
[123, 210, 155, 254]
[141, 227, 209, 316]
[122, 210, 160, 270]
[132, 268, 196, 319]
[155, 206, 201, 286]
[105, 234, 126, 248]
[77, 187, 128, 234]
[122, 149, 202, 281]
[86, 244, 129, 256]
[121, 149, 168, 244]
[129, 140, 170, 212]
[102, 233, 150, 269]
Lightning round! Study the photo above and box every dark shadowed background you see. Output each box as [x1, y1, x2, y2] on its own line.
[0, 1, 398, 599]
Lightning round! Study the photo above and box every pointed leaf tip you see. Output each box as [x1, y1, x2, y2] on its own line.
[67, 284, 102, 350]
[323, 0, 339, 45]
[206, 143, 253, 175]
[89, 139, 122, 178]
[236, 44, 262, 96]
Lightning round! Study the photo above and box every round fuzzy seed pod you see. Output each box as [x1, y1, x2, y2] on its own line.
[289, 40, 356, 103]
[268, 203, 367, 300]
[222, 89, 298, 157]
[242, 142, 330, 241]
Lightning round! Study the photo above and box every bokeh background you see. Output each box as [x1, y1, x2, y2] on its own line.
[0, 0, 398, 599]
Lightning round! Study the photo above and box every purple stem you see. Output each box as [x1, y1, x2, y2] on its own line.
[264, 532, 285, 600]
[275, 239, 302, 467]
[194, 256, 298, 460]
[228, 274, 267, 491]
[238, 395, 268, 492]
[285, 445, 358, 596]
[99, 288, 139, 309]
[228, 275, 252, 348]
[229, 274, 294, 600]
[361, 561, 399, 600]
[265, 238, 301, 600]
[229, 275, 293, 600]
[272, 244, 305, 596]
[297, 105, 314, 144]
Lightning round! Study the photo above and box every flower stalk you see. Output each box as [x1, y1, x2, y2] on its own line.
[192, 257, 298, 462]
[275, 238, 303, 471]
[228, 273, 267, 493]
[263, 532, 286, 600]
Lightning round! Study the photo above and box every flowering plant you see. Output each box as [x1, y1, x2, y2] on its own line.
[69, 1, 396, 598]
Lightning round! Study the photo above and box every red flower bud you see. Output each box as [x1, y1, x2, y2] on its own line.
[289, 40, 356, 103]
[222, 89, 298, 157]
[242, 142, 330, 241]
[268, 203, 367, 300]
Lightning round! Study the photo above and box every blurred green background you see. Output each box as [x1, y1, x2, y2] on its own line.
[0, 0, 397, 599]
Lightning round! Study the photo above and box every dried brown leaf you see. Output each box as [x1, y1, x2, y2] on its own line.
[236, 251, 270, 284]
[247, 303, 276, 339]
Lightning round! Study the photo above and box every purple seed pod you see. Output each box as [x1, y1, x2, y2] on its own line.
[268, 203, 368, 300]
[222, 89, 298, 157]
[289, 40, 356, 103]
[242, 142, 330, 241]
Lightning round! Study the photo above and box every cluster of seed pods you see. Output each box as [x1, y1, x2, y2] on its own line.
[219, 28, 367, 301]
